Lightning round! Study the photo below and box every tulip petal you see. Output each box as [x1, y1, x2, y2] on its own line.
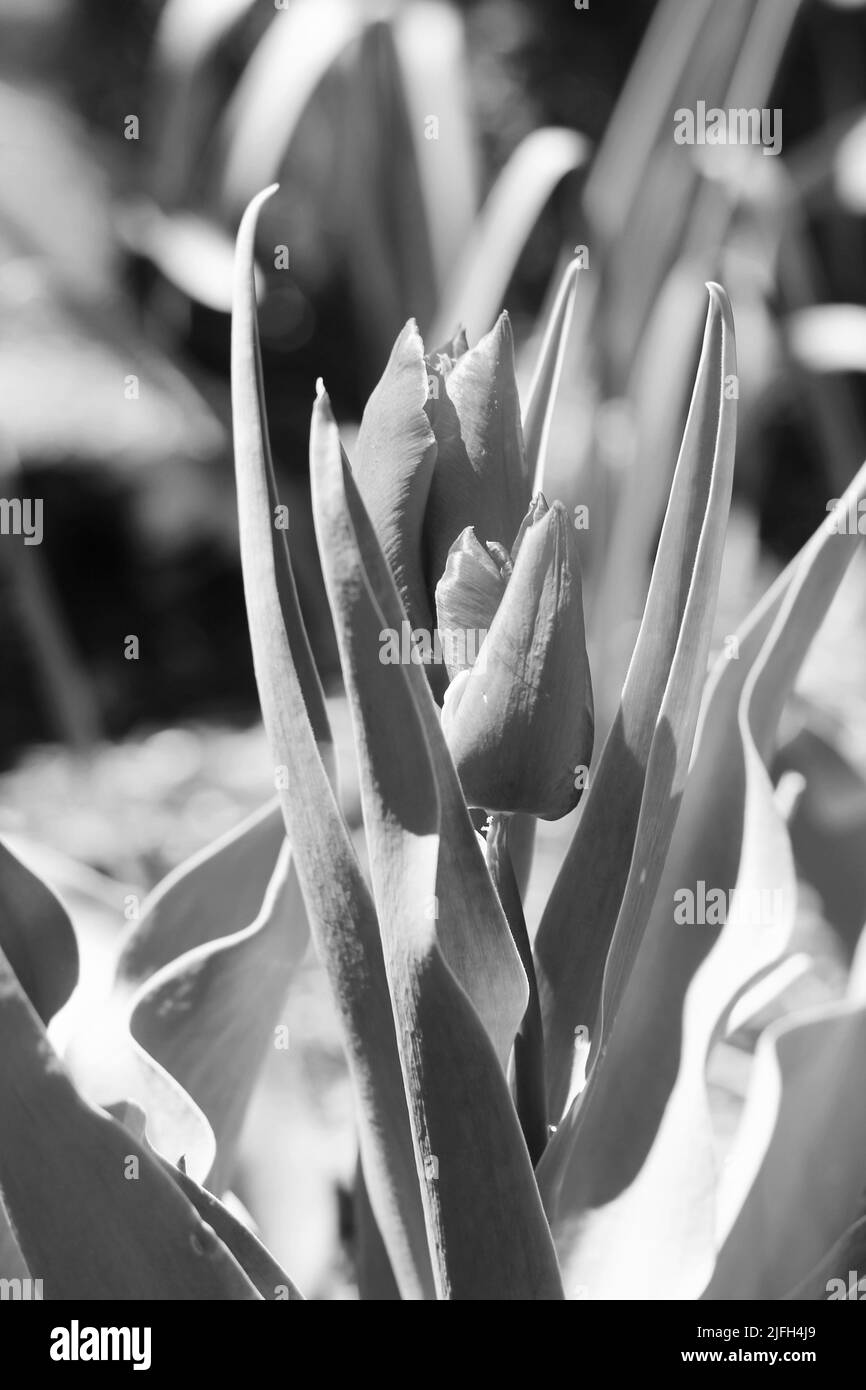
[535, 283, 737, 1116]
[427, 326, 468, 366]
[232, 187, 432, 1299]
[425, 312, 530, 593]
[442, 500, 593, 820]
[311, 391, 562, 1299]
[434, 527, 508, 678]
[0, 948, 262, 1299]
[353, 319, 438, 635]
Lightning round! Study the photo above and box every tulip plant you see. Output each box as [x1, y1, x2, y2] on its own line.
[1, 183, 865, 1302]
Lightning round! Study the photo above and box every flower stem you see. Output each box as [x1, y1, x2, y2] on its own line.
[485, 812, 548, 1165]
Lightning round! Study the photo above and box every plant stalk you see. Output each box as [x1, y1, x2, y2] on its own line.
[485, 812, 548, 1165]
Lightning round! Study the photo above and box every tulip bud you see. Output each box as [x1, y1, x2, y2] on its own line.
[423, 312, 529, 595]
[434, 527, 510, 680]
[439, 500, 593, 820]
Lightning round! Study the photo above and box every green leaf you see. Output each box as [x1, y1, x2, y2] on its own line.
[158, 1155, 305, 1300]
[333, 409, 529, 1066]
[708, 925, 866, 1298]
[390, 1, 479, 300]
[129, 836, 305, 1193]
[116, 799, 286, 986]
[310, 388, 562, 1299]
[147, 0, 260, 210]
[784, 1216, 866, 1301]
[540, 458, 866, 1299]
[0, 1203, 28, 1281]
[342, 19, 439, 361]
[0, 836, 78, 1024]
[216, 0, 363, 217]
[535, 283, 737, 1119]
[0, 948, 261, 1299]
[523, 252, 582, 496]
[232, 185, 433, 1300]
[67, 800, 293, 1191]
[592, 260, 711, 705]
[583, 0, 719, 242]
[787, 304, 866, 375]
[353, 1160, 401, 1302]
[430, 128, 590, 347]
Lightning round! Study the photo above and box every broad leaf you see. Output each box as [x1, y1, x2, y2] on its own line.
[67, 800, 295, 1191]
[541, 459, 866, 1298]
[707, 924, 866, 1298]
[0, 948, 261, 1299]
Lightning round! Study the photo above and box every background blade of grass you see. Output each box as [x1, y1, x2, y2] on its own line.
[429, 128, 590, 346]
[391, 1, 479, 301]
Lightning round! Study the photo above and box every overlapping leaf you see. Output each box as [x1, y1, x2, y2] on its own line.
[707, 924, 866, 1298]
[523, 253, 582, 495]
[535, 284, 737, 1120]
[0, 947, 262, 1299]
[232, 185, 432, 1299]
[0, 835, 78, 1025]
[67, 799, 301, 1193]
[540, 458, 866, 1299]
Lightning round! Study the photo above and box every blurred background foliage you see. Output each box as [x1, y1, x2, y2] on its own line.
[4, 0, 866, 1294]
[4, 0, 866, 758]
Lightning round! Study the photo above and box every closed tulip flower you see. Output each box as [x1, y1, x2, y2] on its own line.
[437, 497, 594, 820]
[352, 311, 529, 696]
